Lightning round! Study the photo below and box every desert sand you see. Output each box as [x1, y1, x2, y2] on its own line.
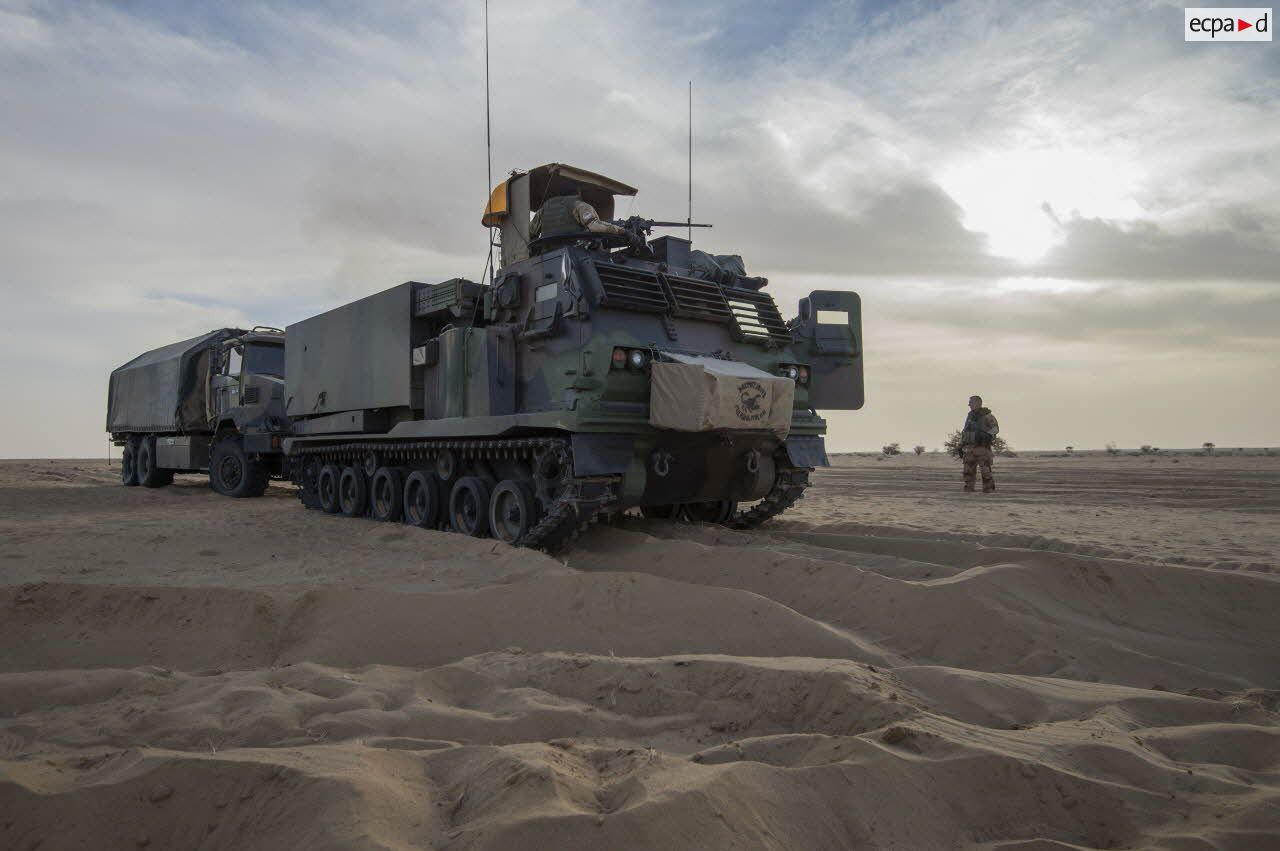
[1, 453, 1277, 850]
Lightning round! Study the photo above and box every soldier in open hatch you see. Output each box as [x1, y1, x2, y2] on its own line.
[530, 191, 641, 246]
[960, 395, 1000, 493]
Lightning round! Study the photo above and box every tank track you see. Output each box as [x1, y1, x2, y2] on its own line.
[725, 466, 810, 530]
[289, 436, 617, 552]
[520, 476, 616, 552]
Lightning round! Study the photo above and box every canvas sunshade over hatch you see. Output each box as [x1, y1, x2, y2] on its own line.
[649, 353, 795, 437]
[481, 180, 509, 227]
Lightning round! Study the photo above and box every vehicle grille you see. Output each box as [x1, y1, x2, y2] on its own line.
[593, 261, 792, 345]
[724, 288, 792, 344]
[593, 263, 669, 313]
[663, 272, 733, 322]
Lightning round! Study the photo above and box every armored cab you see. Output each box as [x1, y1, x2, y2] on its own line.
[285, 163, 863, 549]
[108, 327, 289, 496]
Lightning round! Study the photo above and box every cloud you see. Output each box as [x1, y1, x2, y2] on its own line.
[1041, 211, 1280, 281]
[1, 0, 1277, 455]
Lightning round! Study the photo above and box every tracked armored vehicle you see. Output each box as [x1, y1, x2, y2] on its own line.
[285, 164, 863, 549]
[108, 327, 289, 496]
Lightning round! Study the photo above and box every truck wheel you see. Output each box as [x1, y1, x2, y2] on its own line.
[137, 436, 174, 488]
[449, 476, 493, 537]
[370, 467, 404, 522]
[317, 464, 342, 513]
[121, 439, 140, 487]
[338, 466, 368, 517]
[211, 438, 268, 498]
[403, 471, 440, 528]
[489, 480, 540, 545]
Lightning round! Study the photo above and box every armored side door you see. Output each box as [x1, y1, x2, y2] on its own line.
[470, 326, 516, 417]
[429, 326, 517, 418]
[794, 290, 864, 410]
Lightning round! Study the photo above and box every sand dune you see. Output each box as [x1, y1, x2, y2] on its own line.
[1, 456, 1277, 849]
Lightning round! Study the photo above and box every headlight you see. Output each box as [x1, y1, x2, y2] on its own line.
[784, 365, 799, 380]
[611, 348, 650, 371]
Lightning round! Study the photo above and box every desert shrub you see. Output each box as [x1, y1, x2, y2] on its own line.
[943, 430, 1010, 459]
[1202, 442, 1215, 455]
[1065, 446, 1074, 455]
[913, 445, 926, 456]
[882, 443, 901, 456]
[1106, 442, 1120, 456]
[1140, 445, 1153, 454]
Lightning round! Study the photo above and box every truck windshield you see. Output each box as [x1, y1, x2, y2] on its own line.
[244, 344, 285, 378]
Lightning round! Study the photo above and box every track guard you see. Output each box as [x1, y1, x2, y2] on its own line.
[794, 290, 864, 411]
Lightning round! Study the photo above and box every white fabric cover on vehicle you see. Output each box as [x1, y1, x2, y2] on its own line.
[649, 353, 795, 437]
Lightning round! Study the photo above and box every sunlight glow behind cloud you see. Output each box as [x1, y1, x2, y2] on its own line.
[939, 145, 1146, 263]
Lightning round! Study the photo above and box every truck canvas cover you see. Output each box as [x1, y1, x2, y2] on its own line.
[106, 330, 231, 433]
[649, 353, 795, 437]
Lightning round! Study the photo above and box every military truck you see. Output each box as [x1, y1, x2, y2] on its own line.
[285, 163, 863, 549]
[107, 327, 289, 496]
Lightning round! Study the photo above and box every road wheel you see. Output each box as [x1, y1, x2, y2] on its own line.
[137, 436, 173, 488]
[489, 479, 540, 545]
[121, 439, 140, 487]
[317, 464, 342, 513]
[403, 471, 441, 528]
[370, 467, 404, 522]
[435, 451, 458, 483]
[679, 500, 736, 524]
[210, 438, 267, 497]
[338, 466, 368, 517]
[449, 476, 493, 537]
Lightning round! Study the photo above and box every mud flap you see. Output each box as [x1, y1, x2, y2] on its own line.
[571, 434, 634, 476]
[784, 435, 829, 468]
[793, 290, 864, 410]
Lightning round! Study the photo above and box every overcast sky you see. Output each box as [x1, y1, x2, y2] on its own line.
[2, 0, 1277, 456]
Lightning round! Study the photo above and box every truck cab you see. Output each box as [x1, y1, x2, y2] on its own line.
[211, 330, 288, 435]
[108, 326, 289, 497]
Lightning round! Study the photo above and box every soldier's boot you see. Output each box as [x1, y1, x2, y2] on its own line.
[982, 478, 996, 493]
[963, 477, 976, 493]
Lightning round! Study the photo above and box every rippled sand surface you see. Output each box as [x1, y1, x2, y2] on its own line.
[1, 455, 1277, 850]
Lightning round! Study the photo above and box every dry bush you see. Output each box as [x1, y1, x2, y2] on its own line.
[943, 430, 1010, 459]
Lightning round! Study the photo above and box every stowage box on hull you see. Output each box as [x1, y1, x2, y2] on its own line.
[285, 282, 425, 423]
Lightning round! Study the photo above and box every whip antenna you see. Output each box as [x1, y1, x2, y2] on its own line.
[687, 80, 692, 242]
[484, 0, 494, 284]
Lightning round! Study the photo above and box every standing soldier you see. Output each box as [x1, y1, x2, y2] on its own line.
[960, 395, 1000, 493]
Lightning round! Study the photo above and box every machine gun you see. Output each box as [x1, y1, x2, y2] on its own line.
[611, 216, 713, 241]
